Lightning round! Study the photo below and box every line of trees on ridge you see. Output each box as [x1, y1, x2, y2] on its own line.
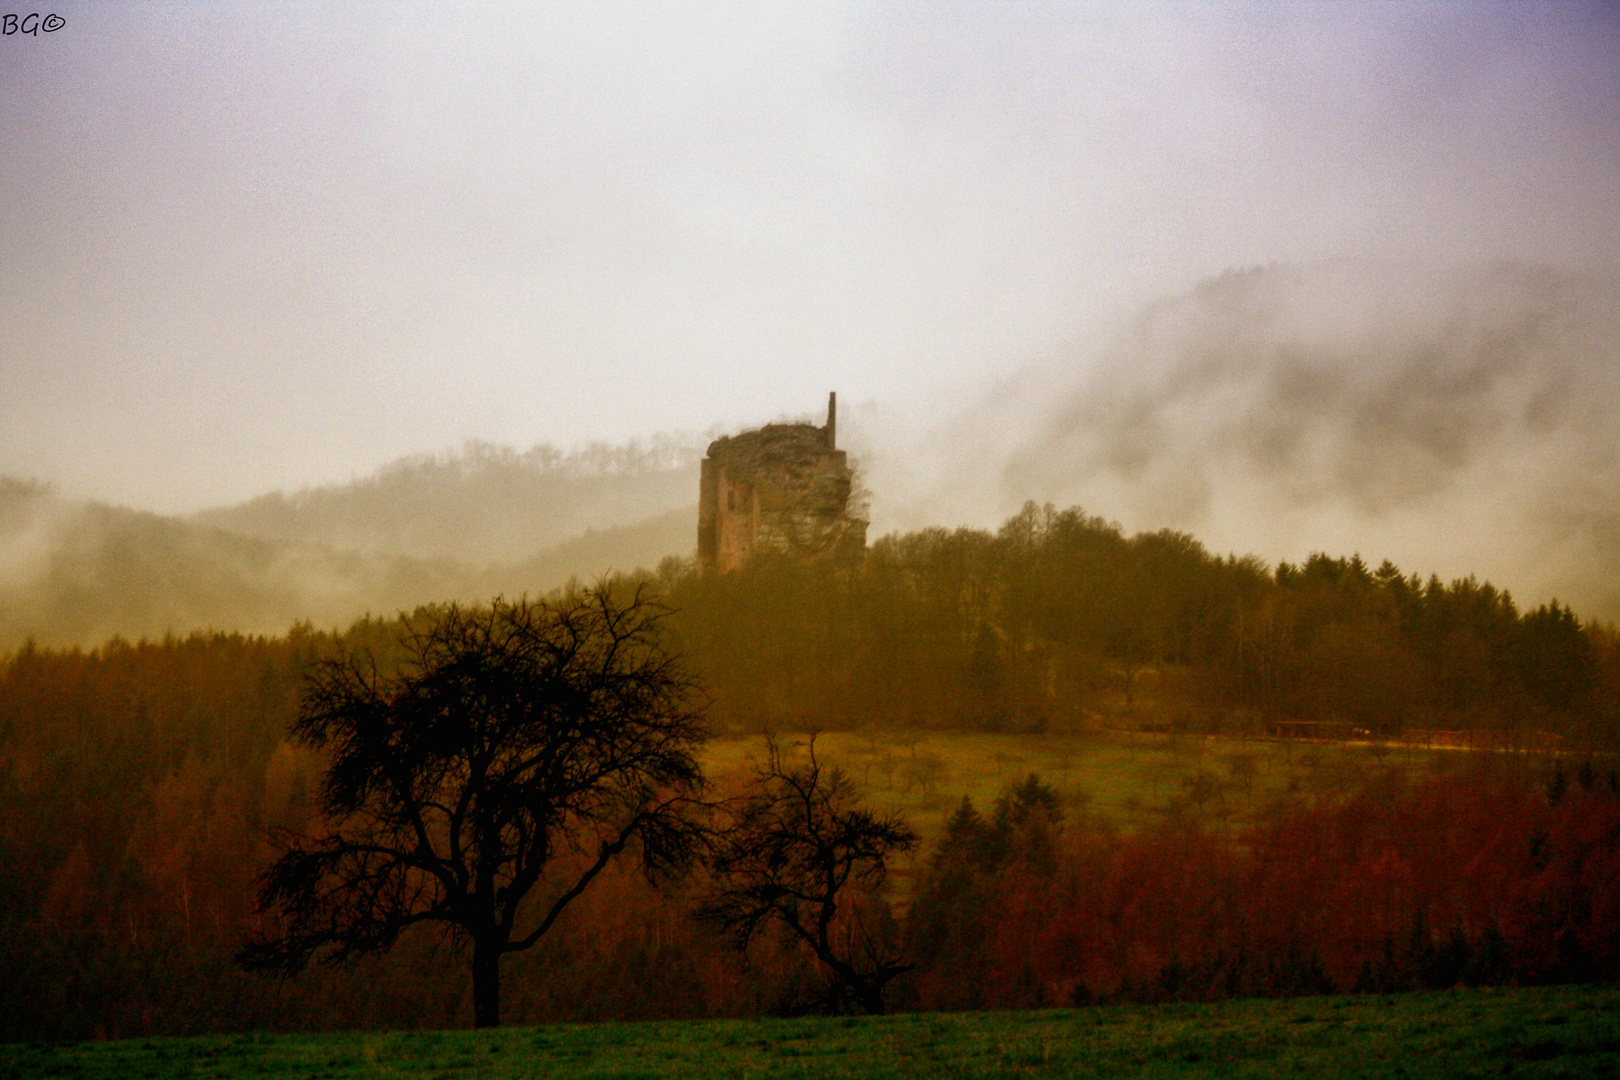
[0, 503, 1617, 1039]
[669, 502, 1615, 744]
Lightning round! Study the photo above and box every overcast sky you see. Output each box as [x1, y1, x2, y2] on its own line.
[3, 2, 1618, 515]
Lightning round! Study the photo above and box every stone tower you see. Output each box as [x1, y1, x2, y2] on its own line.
[697, 393, 867, 572]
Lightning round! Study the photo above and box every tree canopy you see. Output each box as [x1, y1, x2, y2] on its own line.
[239, 584, 706, 1027]
[701, 735, 916, 1014]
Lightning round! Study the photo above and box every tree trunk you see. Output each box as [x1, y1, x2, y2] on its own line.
[858, 981, 887, 1016]
[472, 943, 501, 1028]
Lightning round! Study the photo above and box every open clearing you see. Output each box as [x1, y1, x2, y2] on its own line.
[6, 985, 1616, 1079]
[707, 728, 1484, 850]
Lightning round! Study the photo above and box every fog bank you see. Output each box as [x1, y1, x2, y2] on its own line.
[864, 261, 1620, 619]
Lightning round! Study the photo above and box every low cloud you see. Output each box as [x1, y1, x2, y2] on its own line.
[868, 260, 1620, 619]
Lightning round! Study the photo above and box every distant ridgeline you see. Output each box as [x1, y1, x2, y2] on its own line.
[2, 452, 1614, 745]
[0, 440, 700, 651]
[698, 393, 867, 573]
[195, 437, 700, 565]
[664, 501, 1617, 742]
[3, 496, 1620, 1038]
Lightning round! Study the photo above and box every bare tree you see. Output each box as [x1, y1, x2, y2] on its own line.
[701, 735, 916, 1014]
[238, 584, 705, 1028]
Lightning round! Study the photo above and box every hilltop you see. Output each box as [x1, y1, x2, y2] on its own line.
[0, 440, 699, 651]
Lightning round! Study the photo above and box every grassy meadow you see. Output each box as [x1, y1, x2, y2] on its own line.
[706, 727, 1475, 854]
[7, 985, 1616, 1079]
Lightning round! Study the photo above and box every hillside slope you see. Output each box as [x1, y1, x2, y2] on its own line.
[0, 474, 695, 651]
[193, 439, 699, 564]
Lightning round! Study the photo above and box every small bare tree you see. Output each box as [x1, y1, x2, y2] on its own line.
[701, 735, 916, 1014]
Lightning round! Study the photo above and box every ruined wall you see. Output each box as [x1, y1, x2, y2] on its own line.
[697, 394, 867, 572]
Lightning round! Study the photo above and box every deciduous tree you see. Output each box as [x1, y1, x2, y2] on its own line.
[239, 584, 705, 1028]
[701, 735, 915, 1014]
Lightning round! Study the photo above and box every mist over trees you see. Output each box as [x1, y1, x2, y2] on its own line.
[2, 497, 1618, 1038]
[194, 438, 700, 564]
[7, 0, 1619, 1043]
[0, 444, 698, 652]
[12, 263, 1620, 658]
[881, 261, 1620, 624]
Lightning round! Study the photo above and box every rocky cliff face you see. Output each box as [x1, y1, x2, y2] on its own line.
[698, 418, 866, 572]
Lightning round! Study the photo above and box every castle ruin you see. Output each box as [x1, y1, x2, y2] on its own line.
[698, 393, 868, 572]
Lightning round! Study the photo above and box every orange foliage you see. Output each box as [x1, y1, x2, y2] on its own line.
[903, 768, 1620, 1009]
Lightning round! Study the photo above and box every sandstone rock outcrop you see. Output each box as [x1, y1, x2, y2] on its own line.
[697, 393, 867, 572]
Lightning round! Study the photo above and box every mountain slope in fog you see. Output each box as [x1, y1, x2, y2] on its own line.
[193, 438, 700, 564]
[0, 475, 696, 652]
[885, 261, 1620, 621]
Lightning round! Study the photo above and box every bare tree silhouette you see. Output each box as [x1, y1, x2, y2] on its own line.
[239, 584, 706, 1028]
[702, 735, 916, 1014]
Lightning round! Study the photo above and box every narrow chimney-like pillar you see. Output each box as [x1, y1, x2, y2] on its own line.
[826, 391, 837, 450]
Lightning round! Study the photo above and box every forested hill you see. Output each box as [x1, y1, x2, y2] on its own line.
[2, 502, 1617, 1038]
[665, 502, 1618, 745]
[3, 454, 1617, 747]
[193, 438, 699, 564]
[0, 473, 695, 652]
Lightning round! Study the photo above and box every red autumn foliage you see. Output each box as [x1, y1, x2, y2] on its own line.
[2, 610, 1617, 1040]
[901, 768, 1620, 1010]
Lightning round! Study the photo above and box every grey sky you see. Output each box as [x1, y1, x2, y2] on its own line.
[3, 2, 1618, 515]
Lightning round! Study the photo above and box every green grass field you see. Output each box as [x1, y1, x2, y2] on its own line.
[707, 728, 1472, 851]
[7, 985, 1616, 1079]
